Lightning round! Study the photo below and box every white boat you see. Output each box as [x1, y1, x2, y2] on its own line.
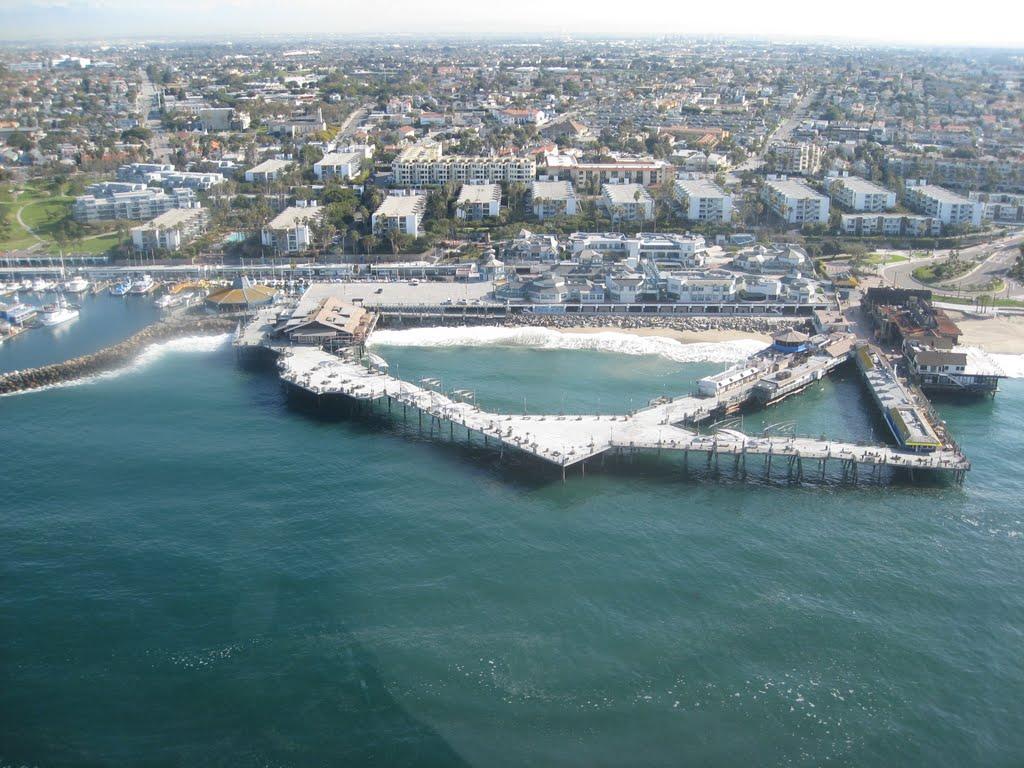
[64, 276, 90, 293]
[130, 275, 155, 294]
[39, 295, 79, 327]
[110, 281, 131, 296]
[20, 279, 33, 291]
[155, 293, 184, 309]
[31, 277, 53, 292]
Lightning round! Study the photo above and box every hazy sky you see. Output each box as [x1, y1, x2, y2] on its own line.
[2, 0, 1023, 47]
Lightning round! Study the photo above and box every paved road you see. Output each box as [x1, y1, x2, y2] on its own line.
[137, 69, 172, 162]
[880, 231, 1024, 297]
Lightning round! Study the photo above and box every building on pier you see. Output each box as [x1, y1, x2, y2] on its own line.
[205, 277, 277, 311]
[905, 343, 1004, 396]
[275, 296, 374, 347]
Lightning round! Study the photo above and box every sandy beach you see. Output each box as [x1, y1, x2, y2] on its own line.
[555, 326, 773, 345]
[946, 313, 1024, 354]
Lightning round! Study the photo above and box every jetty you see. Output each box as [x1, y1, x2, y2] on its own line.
[0, 314, 237, 395]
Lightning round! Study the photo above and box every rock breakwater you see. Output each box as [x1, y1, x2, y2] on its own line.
[0, 315, 237, 395]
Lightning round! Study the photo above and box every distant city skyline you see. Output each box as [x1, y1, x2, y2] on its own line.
[2, 0, 1023, 47]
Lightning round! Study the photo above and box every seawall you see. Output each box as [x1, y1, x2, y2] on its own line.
[0, 314, 238, 395]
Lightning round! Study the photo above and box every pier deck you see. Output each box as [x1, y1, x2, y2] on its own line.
[276, 346, 969, 479]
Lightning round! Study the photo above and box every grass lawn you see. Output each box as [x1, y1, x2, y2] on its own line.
[912, 259, 975, 284]
[934, 293, 1024, 309]
[863, 252, 909, 265]
[47, 232, 120, 255]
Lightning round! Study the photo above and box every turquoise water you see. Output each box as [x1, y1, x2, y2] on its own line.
[2, 328, 1023, 766]
[0, 292, 159, 373]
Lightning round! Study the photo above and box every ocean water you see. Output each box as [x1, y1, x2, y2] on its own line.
[2, 322, 1023, 767]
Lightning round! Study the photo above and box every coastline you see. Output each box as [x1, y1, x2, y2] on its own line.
[552, 325, 773, 344]
[949, 314, 1024, 355]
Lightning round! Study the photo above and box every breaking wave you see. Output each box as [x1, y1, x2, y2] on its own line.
[989, 353, 1024, 379]
[2, 333, 232, 397]
[369, 326, 769, 364]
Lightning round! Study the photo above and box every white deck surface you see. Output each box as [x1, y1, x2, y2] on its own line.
[277, 346, 969, 473]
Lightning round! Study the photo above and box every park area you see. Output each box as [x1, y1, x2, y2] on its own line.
[0, 183, 120, 256]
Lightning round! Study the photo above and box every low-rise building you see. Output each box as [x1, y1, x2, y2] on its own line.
[761, 177, 830, 225]
[665, 271, 742, 303]
[903, 182, 983, 228]
[371, 194, 427, 236]
[244, 159, 293, 183]
[673, 176, 733, 222]
[130, 208, 208, 253]
[455, 183, 501, 220]
[601, 183, 654, 221]
[260, 204, 322, 254]
[530, 180, 577, 220]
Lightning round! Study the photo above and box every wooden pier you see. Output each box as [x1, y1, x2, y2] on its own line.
[272, 345, 970, 484]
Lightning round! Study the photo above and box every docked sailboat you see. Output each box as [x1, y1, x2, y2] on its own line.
[39, 294, 79, 327]
[110, 280, 131, 296]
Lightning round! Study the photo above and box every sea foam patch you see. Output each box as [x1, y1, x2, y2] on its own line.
[368, 326, 769, 364]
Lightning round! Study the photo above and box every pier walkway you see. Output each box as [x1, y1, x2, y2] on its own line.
[275, 346, 970, 481]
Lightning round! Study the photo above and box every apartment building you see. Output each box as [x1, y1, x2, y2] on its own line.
[371, 194, 427, 236]
[244, 159, 293, 183]
[840, 214, 942, 237]
[769, 142, 824, 175]
[601, 183, 654, 221]
[392, 141, 535, 186]
[260, 205, 322, 254]
[761, 177, 830, 225]
[673, 176, 733, 222]
[130, 208, 208, 253]
[455, 183, 501, 220]
[825, 174, 897, 211]
[313, 151, 364, 181]
[546, 155, 671, 188]
[72, 187, 197, 223]
[530, 181, 578, 220]
[903, 182, 983, 228]
[969, 192, 1024, 224]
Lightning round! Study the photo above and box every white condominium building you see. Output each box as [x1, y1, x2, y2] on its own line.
[260, 205, 322, 254]
[969, 192, 1024, 224]
[769, 142, 824, 175]
[372, 194, 427, 236]
[393, 141, 535, 186]
[455, 183, 501, 220]
[903, 183, 983, 228]
[840, 214, 942, 237]
[761, 177, 830, 225]
[673, 177, 733, 222]
[313, 151, 364, 181]
[530, 181, 578, 220]
[72, 188, 198, 223]
[601, 183, 655, 221]
[825, 175, 897, 212]
[130, 208, 209, 253]
[244, 159, 293, 183]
